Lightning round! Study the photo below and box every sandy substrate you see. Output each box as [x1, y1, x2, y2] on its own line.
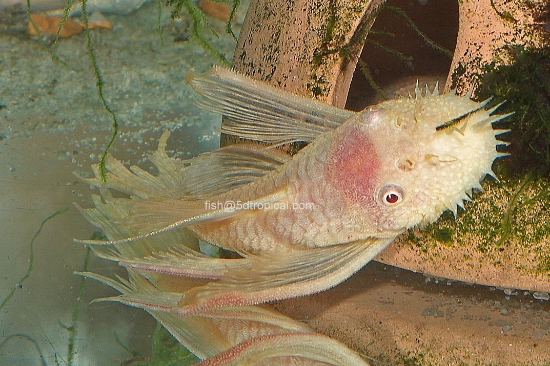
[275, 261, 550, 365]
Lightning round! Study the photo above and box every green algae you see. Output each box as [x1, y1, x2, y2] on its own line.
[62, 245, 91, 366]
[413, 175, 550, 277]
[166, 0, 238, 64]
[432, 226, 454, 244]
[307, 0, 380, 99]
[0, 207, 69, 311]
[124, 324, 199, 366]
[479, 46, 550, 176]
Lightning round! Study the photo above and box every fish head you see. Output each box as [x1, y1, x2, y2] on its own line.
[327, 87, 510, 234]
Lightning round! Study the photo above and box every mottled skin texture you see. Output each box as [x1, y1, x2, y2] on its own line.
[191, 111, 390, 252]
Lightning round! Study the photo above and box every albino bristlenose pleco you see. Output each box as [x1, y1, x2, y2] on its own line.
[75, 67, 511, 364]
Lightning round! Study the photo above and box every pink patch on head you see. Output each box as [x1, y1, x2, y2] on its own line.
[326, 123, 380, 204]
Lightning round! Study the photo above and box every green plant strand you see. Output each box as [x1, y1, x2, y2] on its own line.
[367, 38, 413, 67]
[167, 0, 231, 65]
[0, 334, 47, 366]
[80, 0, 119, 182]
[358, 59, 386, 101]
[157, 0, 165, 45]
[53, 0, 74, 49]
[0, 207, 69, 311]
[66, 246, 91, 365]
[490, 0, 516, 22]
[368, 29, 395, 38]
[385, 5, 453, 59]
[25, 0, 67, 66]
[185, 0, 230, 65]
[115, 332, 143, 360]
[496, 172, 534, 246]
[226, 0, 240, 41]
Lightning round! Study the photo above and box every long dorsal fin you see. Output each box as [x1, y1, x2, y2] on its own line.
[78, 131, 289, 200]
[188, 67, 355, 145]
[181, 142, 290, 196]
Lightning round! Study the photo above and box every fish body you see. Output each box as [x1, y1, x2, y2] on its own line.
[124, 70, 507, 258]
[189, 112, 395, 253]
[76, 67, 510, 363]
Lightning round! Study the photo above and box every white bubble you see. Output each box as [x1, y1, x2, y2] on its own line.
[533, 291, 550, 301]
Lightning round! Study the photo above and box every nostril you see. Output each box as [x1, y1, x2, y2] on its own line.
[397, 156, 416, 171]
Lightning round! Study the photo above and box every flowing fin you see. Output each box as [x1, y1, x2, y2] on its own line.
[77, 199, 240, 281]
[187, 67, 355, 145]
[77, 189, 286, 246]
[78, 131, 186, 199]
[75, 197, 201, 259]
[117, 249, 251, 280]
[78, 131, 289, 199]
[78, 270, 365, 363]
[76, 130, 290, 246]
[178, 237, 394, 314]
[196, 333, 369, 366]
[77, 270, 232, 359]
[181, 143, 290, 196]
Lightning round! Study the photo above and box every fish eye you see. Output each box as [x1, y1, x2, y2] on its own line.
[378, 184, 404, 206]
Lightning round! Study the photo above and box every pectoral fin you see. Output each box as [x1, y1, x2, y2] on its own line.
[75, 192, 201, 258]
[179, 237, 394, 314]
[76, 130, 290, 246]
[117, 249, 251, 280]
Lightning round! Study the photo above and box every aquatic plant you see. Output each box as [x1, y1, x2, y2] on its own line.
[166, 0, 240, 60]
[127, 325, 200, 365]
[383, 5, 453, 58]
[479, 46, 550, 176]
[0, 208, 82, 364]
[26, 0, 239, 182]
[0, 207, 69, 311]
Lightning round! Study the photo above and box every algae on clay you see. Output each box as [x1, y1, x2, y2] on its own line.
[420, 176, 550, 274]
[479, 46, 550, 177]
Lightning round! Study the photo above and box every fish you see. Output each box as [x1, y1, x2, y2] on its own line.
[75, 67, 510, 363]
